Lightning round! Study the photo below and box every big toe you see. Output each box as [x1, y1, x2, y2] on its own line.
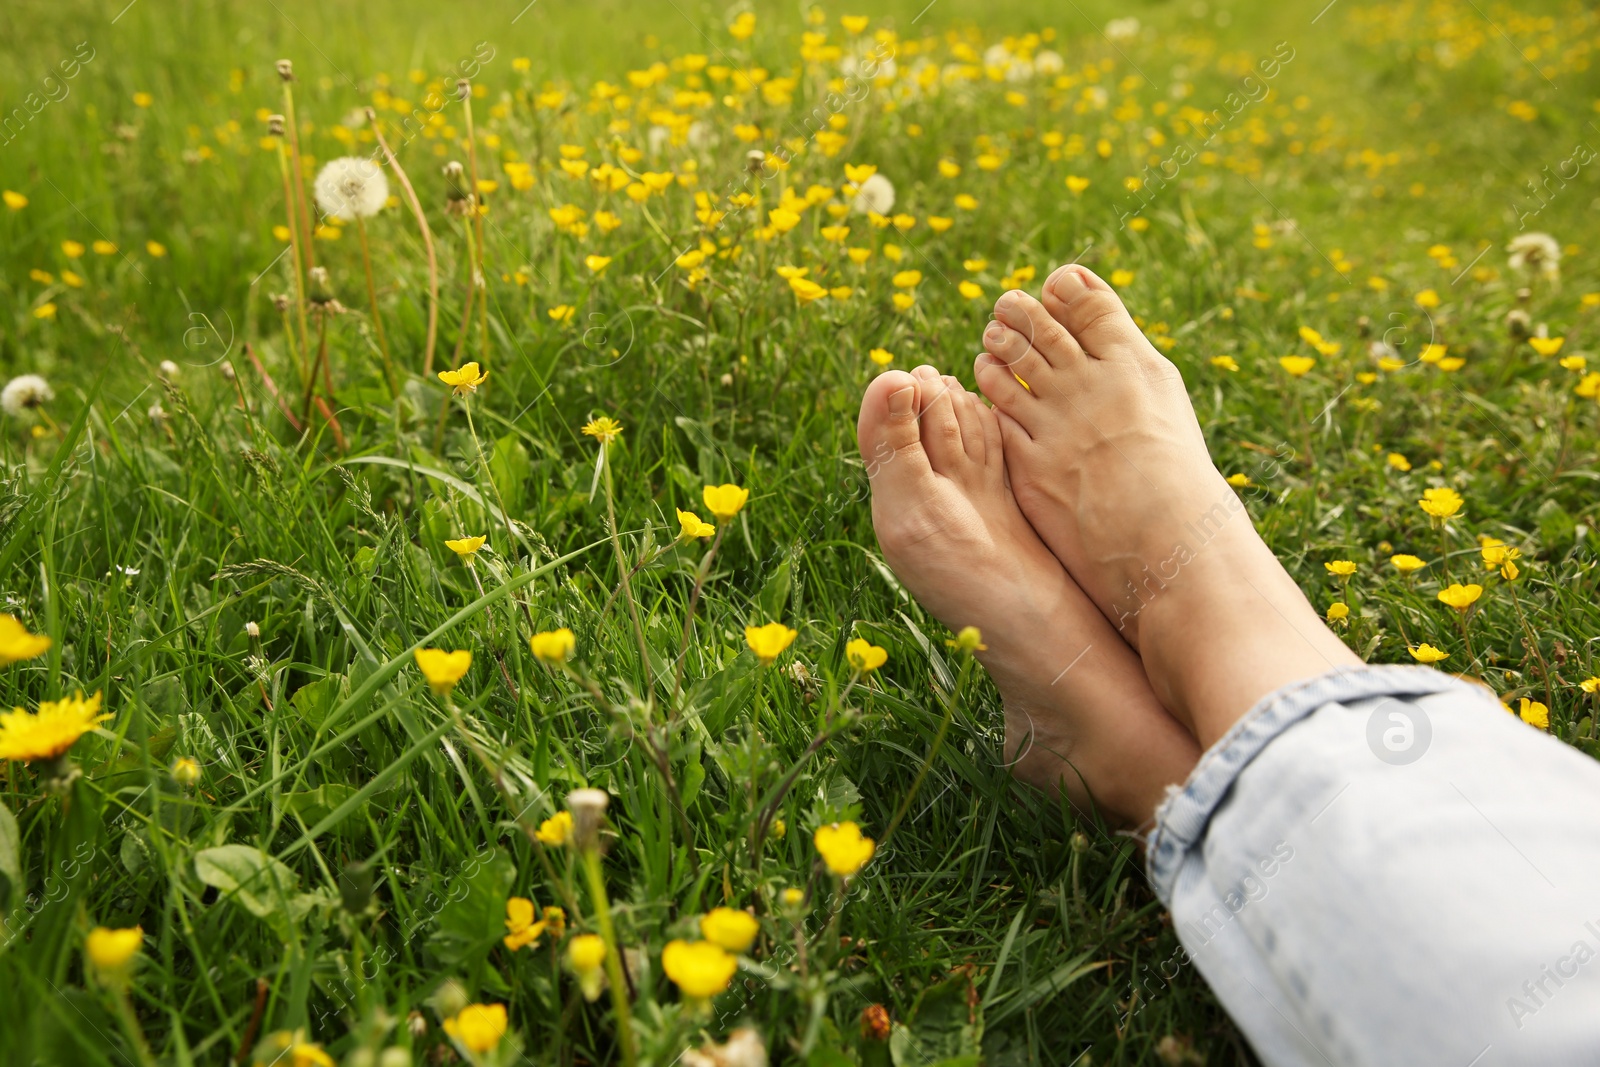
[1041, 264, 1153, 362]
[858, 369, 932, 490]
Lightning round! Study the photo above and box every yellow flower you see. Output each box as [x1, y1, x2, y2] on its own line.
[445, 535, 487, 560]
[443, 1003, 507, 1054]
[504, 897, 549, 950]
[62, 240, 85, 258]
[869, 347, 894, 366]
[1419, 344, 1446, 364]
[438, 361, 488, 396]
[1324, 560, 1357, 577]
[1064, 175, 1090, 194]
[272, 225, 291, 242]
[1387, 453, 1412, 472]
[1226, 473, 1252, 487]
[0, 692, 110, 763]
[1418, 487, 1463, 520]
[1278, 356, 1315, 377]
[529, 629, 575, 664]
[291, 1043, 335, 1067]
[1437, 357, 1465, 373]
[32, 303, 56, 321]
[146, 240, 167, 258]
[86, 926, 143, 974]
[1579, 677, 1600, 694]
[702, 483, 749, 522]
[1480, 538, 1522, 575]
[663, 939, 738, 999]
[535, 810, 574, 846]
[2, 190, 27, 210]
[1390, 554, 1426, 574]
[549, 304, 576, 323]
[729, 11, 756, 39]
[1326, 602, 1350, 622]
[1110, 269, 1134, 287]
[843, 163, 877, 184]
[568, 934, 607, 1001]
[790, 276, 828, 303]
[677, 509, 715, 540]
[414, 649, 471, 695]
[892, 292, 915, 311]
[963, 258, 987, 272]
[927, 216, 953, 234]
[745, 622, 798, 665]
[1436, 583, 1482, 611]
[1528, 336, 1564, 357]
[1559, 356, 1586, 372]
[891, 270, 922, 288]
[581, 416, 623, 443]
[954, 193, 978, 210]
[945, 625, 986, 653]
[584, 254, 612, 274]
[841, 14, 870, 33]
[92, 240, 118, 256]
[846, 247, 873, 265]
[1408, 644, 1449, 664]
[814, 821, 875, 877]
[958, 281, 984, 300]
[1414, 288, 1440, 309]
[0, 614, 52, 666]
[820, 224, 850, 243]
[171, 757, 201, 787]
[845, 638, 887, 673]
[1518, 697, 1550, 730]
[700, 907, 760, 953]
[132, 91, 153, 108]
[781, 887, 805, 908]
[1211, 355, 1240, 372]
[1577, 373, 1600, 399]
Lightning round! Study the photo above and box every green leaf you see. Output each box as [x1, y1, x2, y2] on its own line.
[428, 848, 515, 969]
[489, 434, 532, 514]
[194, 844, 300, 920]
[281, 783, 362, 830]
[0, 800, 21, 910]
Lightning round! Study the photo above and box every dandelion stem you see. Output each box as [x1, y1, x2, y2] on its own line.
[280, 79, 314, 279]
[274, 141, 312, 379]
[368, 110, 439, 375]
[354, 216, 398, 399]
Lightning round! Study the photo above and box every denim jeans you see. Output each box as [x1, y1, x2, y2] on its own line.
[1148, 665, 1600, 1066]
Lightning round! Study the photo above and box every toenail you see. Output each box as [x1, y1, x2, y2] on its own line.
[888, 386, 915, 417]
[995, 291, 1018, 313]
[984, 322, 1006, 343]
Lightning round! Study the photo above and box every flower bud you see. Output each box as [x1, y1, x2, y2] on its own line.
[275, 59, 294, 82]
[567, 788, 608, 850]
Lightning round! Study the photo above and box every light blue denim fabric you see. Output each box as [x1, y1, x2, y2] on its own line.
[1148, 664, 1600, 1066]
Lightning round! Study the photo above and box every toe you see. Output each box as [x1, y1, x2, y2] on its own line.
[974, 352, 1037, 435]
[911, 366, 966, 475]
[1041, 264, 1151, 361]
[857, 369, 930, 487]
[944, 377, 985, 465]
[971, 393, 1005, 478]
[981, 319, 1052, 393]
[993, 289, 1086, 369]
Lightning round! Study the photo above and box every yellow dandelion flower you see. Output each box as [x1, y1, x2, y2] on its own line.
[0, 691, 110, 763]
[581, 416, 623, 444]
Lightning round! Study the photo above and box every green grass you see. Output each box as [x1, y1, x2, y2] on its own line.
[1, 0, 1598, 1063]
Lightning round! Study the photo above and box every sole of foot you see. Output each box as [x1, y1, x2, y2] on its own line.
[974, 264, 1361, 749]
[857, 364, 1200, 827]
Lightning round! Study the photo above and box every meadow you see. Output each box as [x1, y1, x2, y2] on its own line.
[1, 0, 1598, 1063]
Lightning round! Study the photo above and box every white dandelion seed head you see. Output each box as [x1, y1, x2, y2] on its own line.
[159, 359, 179, 378]
[983, 44, 1013, 68]
[313, 156, 389, 221]
[687, 121, 712, 150]
[852, 173, 895, 215]
[1506, 232, 1560, 278]
[1, 374, 54, 417]
[1106, 16, 1141, 41]
[647, 125, 671, 155]
[1034, 50, 1065, 76]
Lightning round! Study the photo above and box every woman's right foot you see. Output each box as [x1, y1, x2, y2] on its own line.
[857, 366, 1199, 827]
[974, 265, 1361, 748]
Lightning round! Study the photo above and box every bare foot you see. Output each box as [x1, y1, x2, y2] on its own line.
[974, 265, 1360, 749]
[857, 365, 1199, 827]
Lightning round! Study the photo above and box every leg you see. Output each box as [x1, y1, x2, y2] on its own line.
[858, 365, 1199, 827]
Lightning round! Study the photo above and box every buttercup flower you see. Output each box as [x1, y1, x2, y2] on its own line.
[443, 1003, 507, 1054]
[946, 626, 986, 653]
[0, 691, 110, 763]
[445, 535, 487, 560]
[1211, 356, 1240, 372]
[1518, 698, 1550, 730]
[845, 638, 887, 673]
[1390, 554, 1426, 573]
[815, 821, 876, 877]
[1437, 584, 1482, 611]
[1278, 356, 1315, 377]
[1528, 336, 1564, 357]
[504, 897, 550, 950]
[0, 614, 52, 665]
[677, 509, 715, 540]
[1419, 487, 1463, 520]
[582, 416, 623, 443]
[703, 483, 750, 522]
[1325, 561, 1357, 577]
[530, 629, 576, 664]
[663, 939, 738, 999]
[312, 157, 390, 220]
[535, 810, 573, 846]
[745, 622, 798, 665]
[567, 934, 607, 1001]
[171, 757, 201, 787]
[86, 926, 143, 975]
[1578, 677, 1600, 694]
[700, 907, 760, 953]
[1409, 644, 1449, 664]
[438, 362, 488, 396]
[1326, 602, 1350, 622]
[414, 648, 471, 695]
